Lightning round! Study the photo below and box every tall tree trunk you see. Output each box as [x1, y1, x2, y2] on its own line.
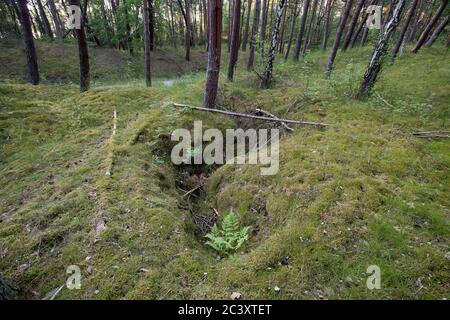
[241, 0, 253, 51]
[178, 0, 192, 60]
[203, 0, 208, 46]
[31, 0, 45, 36]
[293, 0, 311, 61]
[70, 0, 90, 92]
[35, 0, 53, 39]
[342, 0, 365, 51]
[248, 0, 261, 69]
[260, 0, 268, 45]
[143, 0, 152, 86]
[228, 0, 241, 80]
[47, 0, 63, 39]
[358, 0, 405, 99]
[406, 0, 425, 44]
[262, 0, 286, 87]
[322, 0, 333, 50]
[303, 0, 320, 56]
[278, 1, 288, 53]
[204, 0, 223, 108]
[169, 1, 177, 47]
[285, 0, 300, 60]
[228, 0, 233, 52]
[324, 0, 353, 78]
[123, 0, 133, 54]
[426, 15, 449, 46]
[350, 0, 378, 48]
[149, 0, 155, 50]
[391, 0, 419, 62]
[412, 0, 448, 53]
[18, 0, 39, 85]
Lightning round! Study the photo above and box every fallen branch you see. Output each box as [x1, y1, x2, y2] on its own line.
[412, 130, 450, 139]
[255, 108, 294, 132]
[182, 184, 203, 198]
[171, 103, 329, 127]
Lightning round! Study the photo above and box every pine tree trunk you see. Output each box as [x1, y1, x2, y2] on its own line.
[391, 0, 419, 62]
[248, 0, 261, 69]
[47, 0, 63, 39]
[123, 0, 133, 53]
[149, 0, 155, 51]
[285, 0, 300, 60]
[70, 0, 90, 92]
[426, 15, 449, 46]
[204, 0, 223, 108]
[18, 0, 39, 85]
[358, 0, 405, 99]
[293, 0, 311, 61]
[260, 0, 268, 45]
[143, 0, 152, 87]
[31, 0, 45, 36]
[350, 0, 379, 49]
[322, 0, 334, 50]
[228, 0, 241, 80]
[278, 1, 288, 53]
[185, 0, 193, 60]
[35, 0, 53, 39]
[303, 0, 320, 56]
[412, 0, 448, 53]
[241, 0, 253, 51]
[324, 0, 353, 78]
[262, 0, 286, 87]
[342, 0, 365, 51]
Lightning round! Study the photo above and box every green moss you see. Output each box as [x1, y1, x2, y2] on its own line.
[0, 42, 448, 299]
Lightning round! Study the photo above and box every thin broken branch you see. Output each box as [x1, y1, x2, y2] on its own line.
[255, 107, 294, 131]
[171, 103, 329, 127]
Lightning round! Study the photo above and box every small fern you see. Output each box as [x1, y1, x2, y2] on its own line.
[205, 211, 250, 256]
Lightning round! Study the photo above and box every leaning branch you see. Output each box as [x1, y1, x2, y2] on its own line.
[171, 103, 329, 127]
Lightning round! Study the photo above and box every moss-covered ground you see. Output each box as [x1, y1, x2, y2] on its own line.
[0, 40, 448, 299]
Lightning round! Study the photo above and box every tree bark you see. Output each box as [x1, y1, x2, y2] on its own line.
[35, 0, 54, 38]
[324, 0, 353, 78]
[426, 15, 449, 46]
[149, 0, 155, 50]
[285, 0, 300, 60]
[178, 0, 192, 60]
[47, 0, 63, 39]
[358, 0, 405, 99]
[322, 0, 334, 50]
[18, 0, 39, 85]
[228, 0, 241, 81]
[241, 0, 253, 51]
[248, 0, 261, 69]
[70, 0, 90, 92]
[391, 0, 419, 62]
[303, 0, 320, 56]
[293, 0, 311, 61]
[204, 0, 223, 108]
[260, 0, 268, 45]
[143, 0, 152, 86]
[262, 0, 286, 87]
[350, 0, 378, 48]
[412, 0, 448, 53]
[342, 0, 365, 51]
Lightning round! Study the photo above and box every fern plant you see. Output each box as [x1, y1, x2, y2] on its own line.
[205, 211, 250, 256]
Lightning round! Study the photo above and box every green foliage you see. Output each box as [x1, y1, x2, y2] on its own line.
[205, 211, 250, 256]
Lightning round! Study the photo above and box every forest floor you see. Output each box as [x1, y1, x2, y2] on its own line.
[0, 39, 449, 299]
